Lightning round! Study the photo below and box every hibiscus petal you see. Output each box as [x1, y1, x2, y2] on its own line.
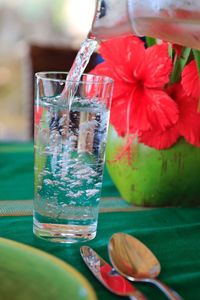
[182, 60, 200, 99]
[139, 126, 180, 150]
[99, 36, 145, 80]
[183, 114, 200, 147]
[172, 84, 200, 147]
[92, 53, 132, 83]
[92, 63, 134, 137]
[91, 61, 115, 79]
[99, 35, 143, 66]
[131, 88, 179, 132]
[91, 61, 135, 101]
[142, 43, 172, 89]
[110, 92, 133, 136]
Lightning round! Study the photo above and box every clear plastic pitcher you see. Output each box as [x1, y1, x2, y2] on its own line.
[90, 0, 200, 49]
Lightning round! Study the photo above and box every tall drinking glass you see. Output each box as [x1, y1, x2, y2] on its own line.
[33, 72, 113, 243]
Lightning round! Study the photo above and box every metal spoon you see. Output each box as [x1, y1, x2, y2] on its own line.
[108, 233, 183, 300]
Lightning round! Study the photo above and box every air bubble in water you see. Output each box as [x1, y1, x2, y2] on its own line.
[86, 189, 99, 198]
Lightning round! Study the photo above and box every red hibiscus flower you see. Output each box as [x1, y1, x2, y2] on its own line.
[91, 36, 200, 153]
[91, 36, 178, 137]
[139, 83, 200, 149]
[182, 60, 200, 99]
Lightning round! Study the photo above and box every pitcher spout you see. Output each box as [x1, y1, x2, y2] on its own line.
[89, 0, 132, 40]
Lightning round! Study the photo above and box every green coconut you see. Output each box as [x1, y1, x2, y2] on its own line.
[106, 126, 200, 207]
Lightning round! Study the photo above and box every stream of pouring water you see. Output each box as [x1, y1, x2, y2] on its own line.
[61, 38, 98, 109]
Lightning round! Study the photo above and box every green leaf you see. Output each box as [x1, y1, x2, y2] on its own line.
[168, 43, 173, 58]
[145, 36, 157, 47]
[180, 47, 191, 69]
[170, 47, 191, 84]
[192, 49, 200, 75]
[170, 55, 181, 84]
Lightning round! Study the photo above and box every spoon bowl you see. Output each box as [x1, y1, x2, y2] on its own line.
[108, 233, 183, 300]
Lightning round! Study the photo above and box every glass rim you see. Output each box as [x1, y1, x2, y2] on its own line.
[35, 71, 114, 85]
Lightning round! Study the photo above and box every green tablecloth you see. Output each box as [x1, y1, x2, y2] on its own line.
[0, 143, 200, 300]
[0, 142, 120, 200]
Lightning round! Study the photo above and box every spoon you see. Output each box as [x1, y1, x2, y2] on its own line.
[108, 233, 183, 300]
